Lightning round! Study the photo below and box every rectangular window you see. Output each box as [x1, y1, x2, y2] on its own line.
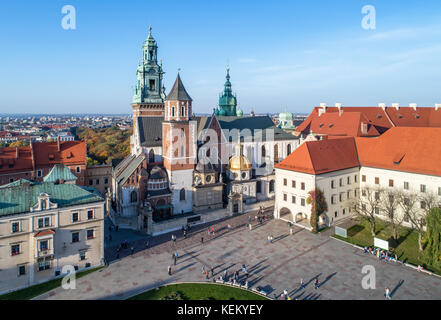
[38, 218, 44, 228]
[375, 192, 380, 200]
[347, 176, 351, 185]
[343, 209, 346, 215]
[354, 189, 358, 197]
[334, 211, 338, 218]
[331, 180, 335, 189]
[354, 175, 358, 183]
[339, 178, 343, 187]
[331, 195, 336, 204]
[420, 184, 426, 193]
[389, 179, 394, 187]
[96, 179, 99, 185]
[18, 265, 26, 276]
[38, 261, 51, 271]
[283, 179, 287, 186]
[283, 194, 287, 201]
[87, 230, 94, 240]
[404, 182, 409, 190]
[362, 189, 367, 197]
[439, 187, 441, 196]
[72, 232, 79, 243]
[87, 210, 94, 220]
[421, 201, 426, 209]
[80, 251, 86, 261]
[339, 193, 344, 202]
[72, 212, 79, 223]
[362, 175, 366, 182]
[292, 196, 296, 204]
[44, 217, 50, 227]
[301, 183, 305, 190]
[76, 166, 81, 173]
[292, 180, 296, 188]
[40, 240, 48, 251]
[375, 207, 380, 215]
[104, 178, 109, 185]
[89, 179, 93, 186]
[37, 170, 43, 177]
[11, 222, 20, 233]
[11, 244, 20, 256]
[375, 177, 379, 184]
[301, 198, 306, 206]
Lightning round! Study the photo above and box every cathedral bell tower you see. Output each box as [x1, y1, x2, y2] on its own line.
[131, 27, 166, 119]
[162, 73, 197, 215]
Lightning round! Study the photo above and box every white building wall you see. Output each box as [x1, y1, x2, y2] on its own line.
[360, 166, 441, 227]
[168, 169, 194, 214]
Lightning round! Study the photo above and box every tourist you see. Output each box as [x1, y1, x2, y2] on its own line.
[168, 265, 172, 276]
[211, 227, 215, 236]
[300, 278, 304, 289]
[314, 278, 320, 289]
[385, 287, 391, 300]
[206, 270, 209, 279]
[280, 293, 284, 300]
[210, 266, 214, 277]
[201, 236, 204, 244]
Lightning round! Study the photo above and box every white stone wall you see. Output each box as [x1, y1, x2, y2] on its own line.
[360, 166, 441, 227]
[168, 169, 194, 214]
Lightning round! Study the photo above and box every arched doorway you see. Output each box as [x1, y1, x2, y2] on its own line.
[279, 207, 292, 221]
[295, 212, 305, 223]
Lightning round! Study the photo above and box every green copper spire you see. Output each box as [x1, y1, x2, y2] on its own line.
[218, 68, 237, 116]
[132, 27, 165, 104]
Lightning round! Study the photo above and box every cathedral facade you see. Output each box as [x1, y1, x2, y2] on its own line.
[112, 29, 300, 233]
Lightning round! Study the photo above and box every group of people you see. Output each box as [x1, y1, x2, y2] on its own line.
[364, 246, 398, 263]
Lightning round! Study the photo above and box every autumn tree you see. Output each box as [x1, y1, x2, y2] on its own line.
[308, 188, 328, 233]
[423, 207, 441, 269]
[350, 186, 383, 237]
[380, 189, 404, 242]
[397, 191, 424, 251]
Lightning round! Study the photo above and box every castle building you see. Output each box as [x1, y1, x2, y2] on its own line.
[111, 29, 300, 233]
[0, 171, 104, 294]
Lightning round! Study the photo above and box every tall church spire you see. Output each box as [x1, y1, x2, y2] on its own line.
[218, 67, 237, 116]
[132, 27, 165, 104]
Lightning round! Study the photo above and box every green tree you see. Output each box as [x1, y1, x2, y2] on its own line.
[308, 188, 328, 233]
[350, 186, 383, 237]
[423, 207, 441, 269]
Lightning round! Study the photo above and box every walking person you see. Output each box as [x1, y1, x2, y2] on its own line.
[314, 277, 320, 290]
[300, 278, 304, 289]
[210, 266, 214, 278]
[385, 287, 391, 300]
[168, 265, 172, 276]
[283, 289, 288, 300]
[201, 236, 204, 244]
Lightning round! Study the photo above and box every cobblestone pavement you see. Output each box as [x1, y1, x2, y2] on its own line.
[36, 209, 441, 300]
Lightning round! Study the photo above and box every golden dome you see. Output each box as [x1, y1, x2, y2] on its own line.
[228, 155, 252, 171]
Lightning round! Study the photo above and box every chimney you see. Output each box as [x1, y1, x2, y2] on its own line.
[30, 140, 35, 171]
[435, 104, 441, 111]
[318, 103, 326, 117]
[335, 103, 342, 116]
[392, 103, 399, 111]
[16, 147, 19, 159]
[57, 136, 61, 152]
[409, 103, 417, 111]
[378, 103, 386, 111]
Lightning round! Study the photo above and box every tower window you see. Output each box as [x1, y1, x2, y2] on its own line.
[149, 79, 156, 90]
[180, 188, 186, 201]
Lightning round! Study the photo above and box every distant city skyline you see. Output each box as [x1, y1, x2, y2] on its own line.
[1, 0, 441, 114]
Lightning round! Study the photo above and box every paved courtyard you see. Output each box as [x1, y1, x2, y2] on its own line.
[36, 210, 441, 300]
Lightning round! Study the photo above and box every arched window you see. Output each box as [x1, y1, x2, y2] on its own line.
[149, 149, 155, 163]
[274, 144, 279, 163]
[180, 188, 186, 201]
[130, 191, 138, 203]
[287, 144, 291, 156]
[269, 180, 275, 193]
[181, 128, 185, 138]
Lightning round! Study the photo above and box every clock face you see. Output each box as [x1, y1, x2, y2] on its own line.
[206, 175, 212, 183]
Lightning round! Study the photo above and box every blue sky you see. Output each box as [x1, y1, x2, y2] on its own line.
[0, 0, 440, 115]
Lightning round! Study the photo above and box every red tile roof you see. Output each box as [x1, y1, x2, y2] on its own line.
[33, 141, 86, 167]
[275, 137, 360, 175]
[355, 127, 441, 177]
[278, 127, 441, 177]
[0, 141, 86, 175]
[296, 106, 441, 137]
